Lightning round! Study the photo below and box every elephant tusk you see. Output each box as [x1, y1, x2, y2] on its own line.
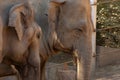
[73, 50, 79, 65]
[73, 50, 81, 80]
[77, 58, 80, 80]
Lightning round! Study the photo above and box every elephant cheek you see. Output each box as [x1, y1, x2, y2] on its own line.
[61, 32, 75, 49]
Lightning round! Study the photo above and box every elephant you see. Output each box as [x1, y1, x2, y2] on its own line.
[0, 0, 95, 80]
[0, 1, 42, 80]
[36, 0, 95, 80]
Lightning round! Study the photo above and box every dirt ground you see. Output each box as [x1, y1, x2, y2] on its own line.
[1, 64, 120, 80]
[48, 52, 73, 63]
[1, 53, 120, 80]
[95, 65, 120, 80]
[48, 53, 120, 80]
[46, 62, 120, 80]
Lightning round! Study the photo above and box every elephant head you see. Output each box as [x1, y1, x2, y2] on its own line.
[6, 2, 42, 80]
[8, 1, 35, 41]
[48, 0, 94, 80]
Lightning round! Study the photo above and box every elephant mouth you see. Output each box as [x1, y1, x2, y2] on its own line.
[60, 47, 79, 64]
[54, 40, 79, 64]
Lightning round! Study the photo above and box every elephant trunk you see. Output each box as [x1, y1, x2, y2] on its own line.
[82, 53, 93, 80]
[73, 40, 94, 80]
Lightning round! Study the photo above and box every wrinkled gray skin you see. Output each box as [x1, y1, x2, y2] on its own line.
[36, 0, 95, 80]
[0, 1, 42, 80]
[0, 0, 95, 80]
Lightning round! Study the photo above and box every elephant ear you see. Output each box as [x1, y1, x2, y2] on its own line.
[8, 3, 26, 41]
[47, 0, 66, 51]
[48, 0, 66, 29]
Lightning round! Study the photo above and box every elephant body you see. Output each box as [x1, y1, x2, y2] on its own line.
[0, 1, 42, 80]
[2, 25, 34, 64]
[37, 0, 95, 80]
[0, 0, 95, 80]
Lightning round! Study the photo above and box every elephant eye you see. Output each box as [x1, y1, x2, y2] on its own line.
[76, 29, 83, 32]
[72, 28, 83, 38]
[37, 32, 40, 39]
[74, 28, 83, 33]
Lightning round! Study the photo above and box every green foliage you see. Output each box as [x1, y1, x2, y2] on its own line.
[97, 0, 120, 48]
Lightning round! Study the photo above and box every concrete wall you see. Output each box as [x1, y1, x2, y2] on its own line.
[97, 46, 120, 67]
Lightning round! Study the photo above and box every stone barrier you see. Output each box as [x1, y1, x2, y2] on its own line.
[97, 46, 120, 67]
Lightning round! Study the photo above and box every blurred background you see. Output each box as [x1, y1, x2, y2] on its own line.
[97, 0, 120, 48]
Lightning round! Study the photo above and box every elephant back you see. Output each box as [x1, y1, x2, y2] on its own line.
[0, 0, 49, 39]
[32, 0, 49, 35]
[0, 0, 25, 26]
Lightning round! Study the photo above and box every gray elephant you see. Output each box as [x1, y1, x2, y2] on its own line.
[36, 0, 95, 80]
[0, 1, 42, 80]
[0, 0, 95, 80]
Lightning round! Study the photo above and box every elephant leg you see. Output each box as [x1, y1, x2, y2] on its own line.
[11, 65, 21, 80]
[15, 64, 37, 80]
[22, 65, 35, 80]
[0, 16, 3, 63]
[15, 65, 24, 80]
[15, 65, 34, 80]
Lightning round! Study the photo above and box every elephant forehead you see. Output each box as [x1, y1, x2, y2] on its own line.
[60, 16, 87, 29]
[68, 17, 87, 25]
[60, 6, 87, 24]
